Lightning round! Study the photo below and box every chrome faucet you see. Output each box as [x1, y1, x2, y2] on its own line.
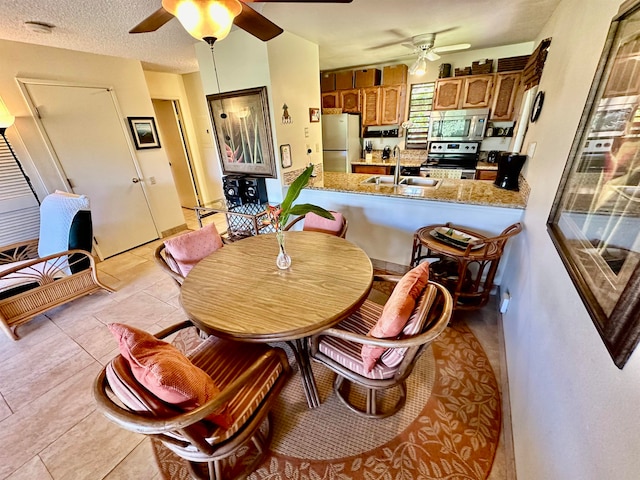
[393, 145, 402, 185]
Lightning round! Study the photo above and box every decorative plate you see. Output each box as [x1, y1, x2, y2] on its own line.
[431, 227, 485, 250]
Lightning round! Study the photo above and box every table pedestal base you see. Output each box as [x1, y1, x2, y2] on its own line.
[286, 339, 320, 409]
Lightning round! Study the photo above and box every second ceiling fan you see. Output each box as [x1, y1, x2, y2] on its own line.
[130, 0, 352, 44]
[403, 32, 471, 75]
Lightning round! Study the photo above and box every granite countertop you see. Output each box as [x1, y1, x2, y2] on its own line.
[309, 172, 528, 209]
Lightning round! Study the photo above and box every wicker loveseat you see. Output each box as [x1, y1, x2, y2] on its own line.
[0, 192, 112, 340]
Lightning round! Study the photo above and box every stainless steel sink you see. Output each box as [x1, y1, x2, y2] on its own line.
[361, 175, 439, 188]
[402, 177, 439, 187]
[361, 175, 399, 185]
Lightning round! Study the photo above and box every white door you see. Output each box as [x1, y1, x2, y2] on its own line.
[22, 82, 158, 258]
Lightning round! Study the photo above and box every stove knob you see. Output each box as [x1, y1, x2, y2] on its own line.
[596, 142, 602, 148]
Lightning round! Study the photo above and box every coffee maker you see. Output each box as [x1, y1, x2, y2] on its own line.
[494, 153, 527, 191]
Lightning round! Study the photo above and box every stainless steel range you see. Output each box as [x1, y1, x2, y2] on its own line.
[421, 141, 480, 179]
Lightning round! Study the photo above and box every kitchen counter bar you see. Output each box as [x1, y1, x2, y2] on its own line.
[309, 172, 527, 209]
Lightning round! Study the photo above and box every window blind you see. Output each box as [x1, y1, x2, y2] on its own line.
[405, 82, 435, 150]
[0, 136, 40, 246]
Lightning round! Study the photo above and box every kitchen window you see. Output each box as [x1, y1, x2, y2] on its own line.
[405, 82, 434, 149]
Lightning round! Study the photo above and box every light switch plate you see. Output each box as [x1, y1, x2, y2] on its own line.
[527, 142, 537, 159]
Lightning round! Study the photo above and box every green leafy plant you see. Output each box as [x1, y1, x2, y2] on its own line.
[266, 164, 334, 230]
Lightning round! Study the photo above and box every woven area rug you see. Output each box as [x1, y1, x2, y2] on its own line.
[152, 321, 501, 480]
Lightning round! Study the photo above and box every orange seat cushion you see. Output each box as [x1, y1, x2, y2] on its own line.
[361, 262, 430, 372]
[108, 323, 232, 428]
[163, 223, 223, 276]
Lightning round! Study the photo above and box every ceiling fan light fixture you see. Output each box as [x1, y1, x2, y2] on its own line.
[161, 0, 242, 42]
[409, 54, 428, 76]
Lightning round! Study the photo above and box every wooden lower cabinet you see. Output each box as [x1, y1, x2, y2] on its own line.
[475, 169, 498, 181]
[352, 165, 392, 175]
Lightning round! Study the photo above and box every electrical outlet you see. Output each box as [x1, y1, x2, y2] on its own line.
[315, 143, 320, 152]
[500, 291, 511, 314]
[149, 176, 156, 185]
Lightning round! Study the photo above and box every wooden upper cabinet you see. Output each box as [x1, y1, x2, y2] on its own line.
[491, 72, 522, 120]
[382, 64, 408, 85]
[320, 72, 336, 92]
[361, 87, 381, 125]
[340, 89, 361, 113]
[321, 91, 340, 109]
[461, 74, 494, 108]
[434, 78, 464, 110]
[380, 85, 406, 125]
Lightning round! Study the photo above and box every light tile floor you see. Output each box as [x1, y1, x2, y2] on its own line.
[0, 209, 514, 480]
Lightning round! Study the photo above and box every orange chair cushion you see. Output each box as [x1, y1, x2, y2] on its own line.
[302, 211, 343, 235]
[361, 262, 430, 372]
[163, 223, 223, 276]
[108, 323, 232, 428]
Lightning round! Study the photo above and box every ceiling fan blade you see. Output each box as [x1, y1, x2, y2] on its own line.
[432, 43, 471, 53]
[129, 7, 174, 34]
[234, 2, 283, 41]
[426, 50, 441, 61]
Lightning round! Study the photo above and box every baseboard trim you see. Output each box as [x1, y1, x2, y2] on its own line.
[161, 224, 188, 238]
[497, 297, 517, 480]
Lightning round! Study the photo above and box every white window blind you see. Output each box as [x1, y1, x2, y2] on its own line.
[405, 82, 435, 149]
[0, 136, 40, 246]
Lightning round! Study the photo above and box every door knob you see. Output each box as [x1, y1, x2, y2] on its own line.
[132, 178, 141, 183]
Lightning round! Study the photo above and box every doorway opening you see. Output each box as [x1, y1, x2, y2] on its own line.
[152, 99, 202, 209]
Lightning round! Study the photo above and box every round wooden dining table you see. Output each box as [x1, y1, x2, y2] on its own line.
[180, 231, 373, 408]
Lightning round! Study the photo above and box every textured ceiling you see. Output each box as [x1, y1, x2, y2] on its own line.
[0, 0, 562, 74]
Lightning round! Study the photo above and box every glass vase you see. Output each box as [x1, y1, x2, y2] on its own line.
[275, 230, 291, 270]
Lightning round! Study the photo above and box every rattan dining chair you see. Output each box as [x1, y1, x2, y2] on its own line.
[154, 223, 226, 286]
[283, 211, 348, 238]
[94, 320, 290, 480]
[310, 275, 453, 418]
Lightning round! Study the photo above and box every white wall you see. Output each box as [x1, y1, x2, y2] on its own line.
[267, 33, 323, 174]
[501, 1, 640, 479]
[0, 39, 184, 234]
[195, 31, 322, 203]
[182, 71, 225, 202]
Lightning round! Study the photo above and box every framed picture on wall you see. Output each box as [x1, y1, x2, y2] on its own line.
[206, 86, 277, 178]
[127, 117, 161, 149]
[309, 108, 320, 123]
[280, 144, 292, 168]
[547, 0, 640, 368]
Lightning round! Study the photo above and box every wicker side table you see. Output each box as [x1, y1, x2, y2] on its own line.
[410, 223, 522, 310]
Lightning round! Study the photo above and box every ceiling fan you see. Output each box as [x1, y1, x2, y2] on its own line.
[130, 0, 352, 45]
[403, 33, 471, 75]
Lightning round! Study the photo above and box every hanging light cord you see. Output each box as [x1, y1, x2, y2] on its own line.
[0, 129, 40, 205]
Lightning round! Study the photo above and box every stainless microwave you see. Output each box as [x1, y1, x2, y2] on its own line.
[428, 108, 489, 142]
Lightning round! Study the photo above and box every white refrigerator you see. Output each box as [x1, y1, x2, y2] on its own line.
[322, 114, 361, 172]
